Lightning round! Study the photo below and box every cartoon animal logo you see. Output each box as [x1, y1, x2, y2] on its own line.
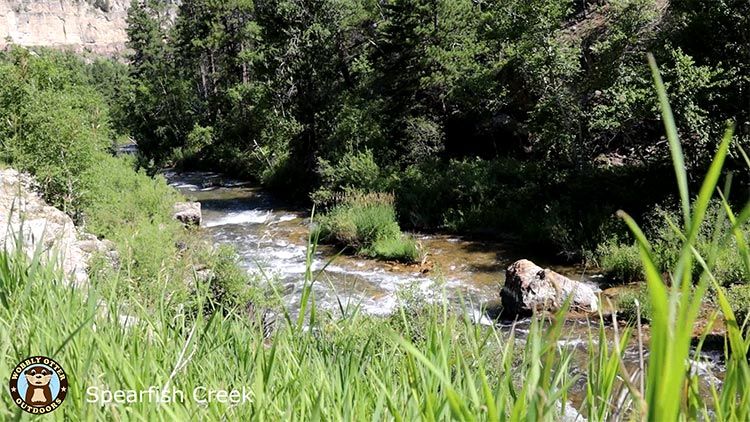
[8, 356, 68, 414]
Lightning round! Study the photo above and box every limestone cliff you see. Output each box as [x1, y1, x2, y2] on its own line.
[1, 0, 130, 55]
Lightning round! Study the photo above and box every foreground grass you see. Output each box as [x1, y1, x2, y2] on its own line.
[1, 240, 589, 420]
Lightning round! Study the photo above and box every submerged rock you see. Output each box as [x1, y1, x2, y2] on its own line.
[0, 168, 117, 285]
[501, 259, 598, 315]
[173, 201, 202, 226]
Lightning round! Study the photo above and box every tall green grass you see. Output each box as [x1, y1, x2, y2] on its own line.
[0, 232, 583, 420]
[611, 54, 750, 421]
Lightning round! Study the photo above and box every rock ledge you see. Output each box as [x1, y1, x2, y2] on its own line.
[0, 168, 117, 285]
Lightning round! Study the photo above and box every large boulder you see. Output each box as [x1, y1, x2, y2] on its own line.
[502, 259, 598, 315]
[173, 201, 202, 226]
[0, 169, 117, 286]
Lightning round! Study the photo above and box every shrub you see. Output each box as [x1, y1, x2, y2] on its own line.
[616, 286, 653, 322]
[0, 49, 251, 317]
[317, 192, 420, 262]
[727, 284, 750, 328]
[597, 202, 750, 285]
[83, 155, 180, 236]
[597, 239, 643, 282]
[0, 48, 123, 217]
[201, 244, 254, 314]
[82, 156, 257, 314]
[314, 149, 383, 203]
[186, 124, 214, 155]
[81, 155, 183, 290]
[391, 157, 636, 257]
[0, 88, 111, 216]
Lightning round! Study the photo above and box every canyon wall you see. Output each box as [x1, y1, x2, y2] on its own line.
[0, 0, 131, 55]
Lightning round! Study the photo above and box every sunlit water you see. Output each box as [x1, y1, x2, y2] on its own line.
[165, 170, 725, 408]
[165, 171, 602, 317]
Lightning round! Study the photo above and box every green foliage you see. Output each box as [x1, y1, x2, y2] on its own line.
[0, 48, 112, 216]
[125, 0, 193, 163]
[317, 192, 420, 262]
[83, 156, 179, 237]
[313, 149, 383, 204]
[200, 244, 256, 315]
[121, 0, 748, 257]
[82, 155, 184, 292]
[393, 157, 643, 254]
[318, 193, 400, 247]
[0, 239, 582, 420]
[368, 236, 420, 263]
[727, 284, 750, 328]
[616, 286, 653, 322]
[0, 48, 251, 316]
[1, 68, 750, 419]
[611, 58, 749, 421]
[599, 203, 750, 285]
[597, 239, 643, 282]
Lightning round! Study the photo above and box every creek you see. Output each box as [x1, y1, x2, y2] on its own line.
[166, 170, 725, 409]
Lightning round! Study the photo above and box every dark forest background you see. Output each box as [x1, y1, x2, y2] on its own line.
[118, 0, 749, 257]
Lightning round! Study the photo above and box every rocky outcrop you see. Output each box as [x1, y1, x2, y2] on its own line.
[173, 201, 201, 226]
[0, 0, 131, 55]
[0, 168, 117, 285]
[502, 259, 599, 315]
[0, 1, 178, 55]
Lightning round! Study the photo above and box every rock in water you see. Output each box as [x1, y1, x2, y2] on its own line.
[502, 259, 598, 315]
[173, 202, 202, 226]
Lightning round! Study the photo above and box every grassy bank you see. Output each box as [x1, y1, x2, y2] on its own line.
[598, 202, 750, 321]
[0, 240, 573, 420]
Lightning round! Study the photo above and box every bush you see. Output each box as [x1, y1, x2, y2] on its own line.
[170, 124, 214, 165]
[314, 150, 383, 204]
[391, 157, 642, 257]
[0, 49, 252, 317]
[727, 284, 750, 328]
[597, 239, 643, 282]
[668, 204, 747, 284]
[0, 52, 112, 216]
[317, 192, 420, 262]
[617, 286, 653, 322]
[200, 244, 254, 314]
[83, 155, 180, 236]
[81, 155, 182, 288]
[83, 156, 256, 314]
[597, 203, 750, 286]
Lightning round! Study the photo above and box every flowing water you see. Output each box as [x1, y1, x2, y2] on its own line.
[165, 171, 600, 318]
[165, 170, 725, 409]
